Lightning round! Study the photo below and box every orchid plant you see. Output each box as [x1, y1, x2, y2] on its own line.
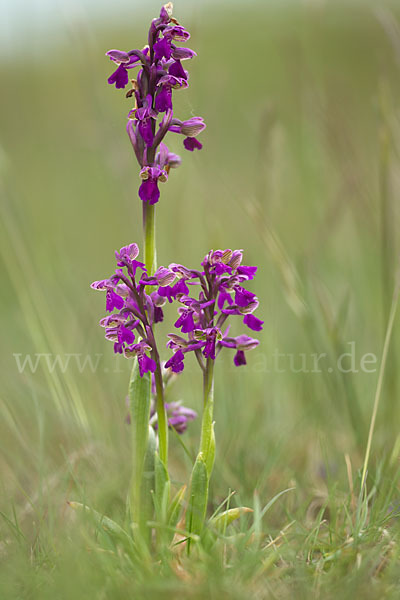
[72, 3, 263, 554]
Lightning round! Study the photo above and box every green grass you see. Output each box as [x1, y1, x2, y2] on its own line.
[1, 0, 400, 597]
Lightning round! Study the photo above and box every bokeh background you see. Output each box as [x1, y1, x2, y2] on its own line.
[1, 0, 400, 596]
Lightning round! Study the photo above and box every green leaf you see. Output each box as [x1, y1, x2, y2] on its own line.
[257, 487, 296, 521]
[140, 426, 156, 534]
[186, 453, 209, 546]
[128, 357, 152, 530]
[200, 367, 214, 478]
[209, 507, 253, 532]
[67, 501, 133, 548]
[250, 487, 295, 547]
[168, 484, 187, 530]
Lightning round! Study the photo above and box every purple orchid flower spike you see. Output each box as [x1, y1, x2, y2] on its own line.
[91, 242, 167, 371]
[158, 249, 263, 373]
[105, 3, 206, 205]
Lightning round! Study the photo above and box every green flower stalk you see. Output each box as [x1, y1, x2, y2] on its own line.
[200, 358, 215, 477]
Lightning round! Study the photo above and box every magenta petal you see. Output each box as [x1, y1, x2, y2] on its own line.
[107, 64, 129, 89]
[138, 120, 154, 147]
[155, 86, 172, 112]
[154, 37, 172, 61]
[138, 354, 157, 377]
[234, 286, 256, 307]
[118, 325, 135, 345]
[243, 314, 264, 332]
[138, 179, 160, 205]
[114, 342, 124, 354]
[168, 60, 188, 80]
[203, 337, 216, 359]
[217, 290, 233, 310]
[175, 310, 195, 333]
[154, 306, 164, 323]
[238, 265, 258, 280]
[234, 350, 246, 366]
[106, 290, 124, 312]
[165, 349, 185, 373]
[183, 137, 202, 151]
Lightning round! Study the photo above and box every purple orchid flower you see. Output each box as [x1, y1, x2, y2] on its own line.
[183, 137, 203, 151]
[105, 4, 205, 204]
[138, 166, 168, 204]
[106, 50, 144, 89]
[243, 313, 264, 331]
[165, 349, 185, 373]
[128, 342, 157, 376]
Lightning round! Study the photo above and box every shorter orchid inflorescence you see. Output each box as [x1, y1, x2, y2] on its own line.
[91, 243, 164, 376]
[92, 244, 263, 378]
[158, 249, 264, 373]
[106, 3, 205, 205]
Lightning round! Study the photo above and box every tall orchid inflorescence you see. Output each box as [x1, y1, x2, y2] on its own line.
[88, 4, 262, 550]
[106, 1, 205, 207]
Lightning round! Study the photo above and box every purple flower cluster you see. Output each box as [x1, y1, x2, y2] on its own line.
[154, 249, 263, 373]
[91, 243, 166, 377]
[106, 3, 205, 205]
[92, 243, 263, 376]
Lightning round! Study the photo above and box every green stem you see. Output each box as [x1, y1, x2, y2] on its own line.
[200, 358, 215, 476]
[143, 203, 157, 277]
[154, 356, 168, 467]
[142, 201, 168, 470]
[187, 358, 215, 550]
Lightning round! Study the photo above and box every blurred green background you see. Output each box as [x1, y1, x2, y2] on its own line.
[1, 0, 400, 596]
